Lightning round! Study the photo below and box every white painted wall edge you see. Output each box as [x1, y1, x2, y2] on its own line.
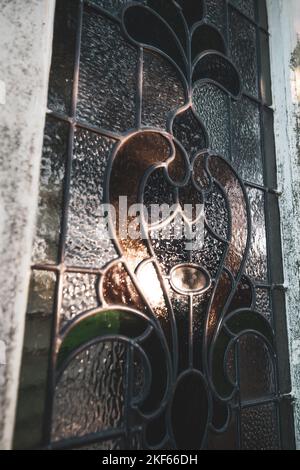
[0, 0, 56, 449]
[267, 0, 300, 449]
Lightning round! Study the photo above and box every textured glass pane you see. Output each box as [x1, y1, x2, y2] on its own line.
[77, 9, 138, 132]
[205, 185, 229, 239]
[53, 339, 146, 442]
[230, 0, 255, 19]
[231, 97, 263, 184]
[103, 263, 147, 312]
[137, 262, 170, 326]
[150, 219, 190, 275]
[14, 270, 56, 449]
[32, 118, 67, 264]
[73, 439, 124, 450]
[145, 0, 188, 49]
[142, 51, 185, 130]
[241, 404, 280, 450]
[245, 188, 268, 281]
[255, 288, 272, 321]
[209, 157, 248, 276]
[193, 83, 230, 160]
[172, 107, 207, 159]
[48, 0, 77, 114]
[144, 167, 176, 209]
[229, 276, 252, 312]
[91, 0, 131, 16]
[239, 335, 275, 401]
[60, 273, 100, 327]
[52, 341, 126, 441]
[207, 272, 232, 353]
[205, 0, 226, 39]
[192, 231, 226, 278]
[229, 9, 258, 96]
[65, 128, 118, 268]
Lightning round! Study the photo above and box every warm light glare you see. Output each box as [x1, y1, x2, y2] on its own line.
[137, 262, 165, 308]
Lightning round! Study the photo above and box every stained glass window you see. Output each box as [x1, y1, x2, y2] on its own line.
[14, 0, 295, 450]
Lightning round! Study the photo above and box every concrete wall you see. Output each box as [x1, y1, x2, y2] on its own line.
[268, 0, 300, 449]
[0, 0, 56, 450]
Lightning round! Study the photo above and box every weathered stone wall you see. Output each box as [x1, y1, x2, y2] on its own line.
[268, 0, 300, 449]
[0, 0, 55, 449]
[293, 59, 300, 450]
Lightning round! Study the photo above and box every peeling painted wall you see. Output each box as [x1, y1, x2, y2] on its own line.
[268, 0, 300, 449]
[0, 0, 55, 450]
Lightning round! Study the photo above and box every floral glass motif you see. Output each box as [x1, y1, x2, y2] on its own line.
[15, 0, 292, 451]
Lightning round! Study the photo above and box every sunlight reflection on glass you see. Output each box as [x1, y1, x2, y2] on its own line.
[136, 262, 165, 309]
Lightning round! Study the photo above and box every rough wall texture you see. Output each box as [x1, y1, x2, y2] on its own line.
[0, 0, 55, 449]
[268, 0, 300, 449]
[293, 64, 300, 449]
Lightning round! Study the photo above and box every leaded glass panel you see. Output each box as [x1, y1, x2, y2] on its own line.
[14, 0, 294, 450]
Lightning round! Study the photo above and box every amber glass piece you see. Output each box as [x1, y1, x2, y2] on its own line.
[110, 132, 171, 207]
[52, 340, 126, 441]
[60, 273, 100, 328]
[206, 270, 232, 344]
[78, 9, 138, 132]
[208, 156, 248, 277]
[32, 117, 68, 265]
[102, 262, 146, 312]
[110, 132, 188, 269]
[245, 188, 268, 282]
[65, 128, 117, 269]
[172, 107, 208, 159]
[136, 262, 168, 320]
[193, 154, 211, 190]
[167, 142, 189, 184]
[142, 51, 185, 130]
